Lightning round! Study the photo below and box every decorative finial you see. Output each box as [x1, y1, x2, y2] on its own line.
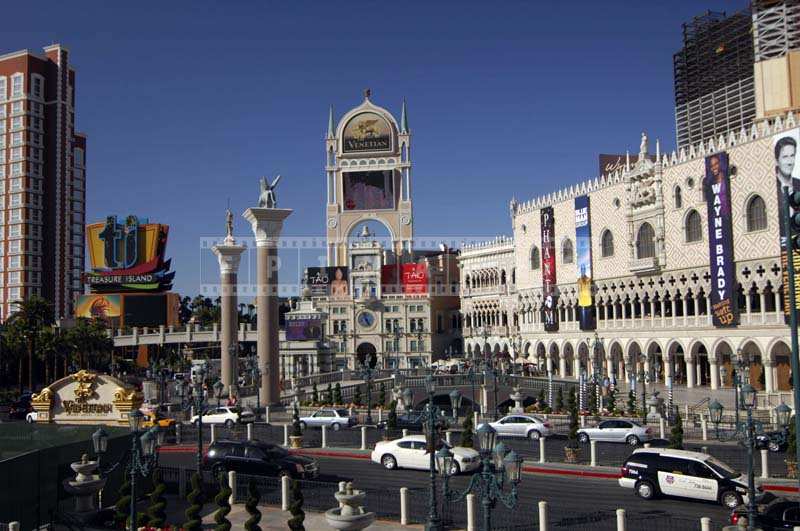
[400, 98, 409, 134]
[364, 88, 371, 100]
[225, 207, 234, 240]
[327, 105, 335, 139]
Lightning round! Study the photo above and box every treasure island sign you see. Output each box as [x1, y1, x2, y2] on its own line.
[31, 370, 143, 425]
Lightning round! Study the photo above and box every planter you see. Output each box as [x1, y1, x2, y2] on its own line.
[787, 460, 797, 479]
[289, 435, 303, 449]
[564, 446, 579, 464]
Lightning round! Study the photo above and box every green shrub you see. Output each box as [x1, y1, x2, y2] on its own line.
[213, 471, 232, 531]
[287, 479, 305, 530]
[244, 479, 262, 531]
[146, 469, 167, 528]
[183, 472, 204, 531]
[669, 411, 684, 449]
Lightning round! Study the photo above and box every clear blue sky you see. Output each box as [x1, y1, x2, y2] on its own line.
[3, 0, 747, 297]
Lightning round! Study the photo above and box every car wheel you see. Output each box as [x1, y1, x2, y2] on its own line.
[768, 440, 781, 453]
[26, 416, 33, 424]
[332, 423, 342, 432]
[382, 454, 397, 470]
[626, 435, 640, 446]
[299, 421, 306, 431]
[211, 463, 226, 477]
[720, 490, 742, 509]
[449, 461, 461, 476]
[225, 419, 235, 429]
[578, 433, 589, 444]
[528, 430, 541, 440]
[635, 480, 656, 500]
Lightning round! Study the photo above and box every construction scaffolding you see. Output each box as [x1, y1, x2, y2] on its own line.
[673, 9, 756, 149]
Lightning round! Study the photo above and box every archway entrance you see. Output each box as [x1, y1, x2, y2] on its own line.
[356, 342, 378, 369]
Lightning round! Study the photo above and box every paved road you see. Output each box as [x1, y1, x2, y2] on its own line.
[159, 450, 733, 529]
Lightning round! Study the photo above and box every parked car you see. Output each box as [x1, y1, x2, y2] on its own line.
[8, 394, 33, 421]
[619, 448, 750, 508]
[378, 411, 425, 431]
[204, 439, 318, 479]
[142, 411, 176, 429]
[480, 414, 552, 440]
[25, 411, 38, 423]
[578, 419, 652, 445]
[756, 430, 788, 453]
[371, 435, 480, 475]
[190, 406, 255, 428]
[299, 408, 357, 431]
[730, 492, 800, 530]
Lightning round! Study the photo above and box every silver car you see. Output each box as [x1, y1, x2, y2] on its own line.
[577, 419, 653, 445]
[482, 414, 552, 440]
[299, 408, 356, 431]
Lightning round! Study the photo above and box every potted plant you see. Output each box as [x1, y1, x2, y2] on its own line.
[290, 402, 303, 449]
[564, 388, 580, 463]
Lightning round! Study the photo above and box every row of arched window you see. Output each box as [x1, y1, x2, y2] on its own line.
[528, 194, 769, 269]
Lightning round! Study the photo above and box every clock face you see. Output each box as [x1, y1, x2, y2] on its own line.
[357, 311, 376, 329]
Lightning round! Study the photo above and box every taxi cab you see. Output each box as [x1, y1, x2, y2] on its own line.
[619, 448, 751, 508]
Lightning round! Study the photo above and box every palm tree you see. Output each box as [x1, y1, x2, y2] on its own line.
[7, 296, 53, 391]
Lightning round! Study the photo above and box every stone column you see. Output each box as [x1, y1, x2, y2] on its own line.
[212, 236, 246, 394]
[559, 354, 567, 376]
[686, 357, 695, 388]
[709, 358, 719, 390]
[764, 360, 775, 393]
[244, 206, 293, 406]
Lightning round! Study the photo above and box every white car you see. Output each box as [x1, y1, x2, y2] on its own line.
[480, 414, 552, 440]
[299, 408, 356, 431]
[578, 419, 653, 445]
[25, 411, 37, 423]
[190, 406, 255, 428]
[371, 435, 480, 475]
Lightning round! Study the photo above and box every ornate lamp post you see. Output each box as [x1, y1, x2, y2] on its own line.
[438, 423, 522, 531]
[392, 325, 404, 372]
[357, 347, 378, 425]
[213, 379, 225, 409]
[421, 374, 443, 531]
[125, 410, 162, 531]
[449, 389, 462, 419]
[467, 365, 479, 415]
[637, 363, 647, 424]
[247, 351, 261, 421]
[176, 366, 208, 472]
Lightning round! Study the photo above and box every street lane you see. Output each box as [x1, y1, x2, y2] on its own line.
[159, 450, 733, 527]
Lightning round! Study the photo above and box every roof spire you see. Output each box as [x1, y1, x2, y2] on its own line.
[327, 105, 335, 139]
[363, 88, 371, 100]
[400, 98, 409, 134]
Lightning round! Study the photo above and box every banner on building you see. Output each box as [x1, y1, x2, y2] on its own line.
[773, 128, 800, 319]
[703, 152, 738, 327]
[380, 263, 428, 294]
[304, 267, 349, 298]
[286, 316, 323, 341]
[540, 206, 559, 331]
[575, 196, 595, 330]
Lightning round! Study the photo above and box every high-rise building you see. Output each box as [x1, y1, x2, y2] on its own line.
[0, 44, 85, 320]
[752, 0, 800, 119]
[673, 9, 755, 149]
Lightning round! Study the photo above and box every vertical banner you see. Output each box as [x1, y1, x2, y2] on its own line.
[540, 207, 559, 331]
[703, 152, 738, 327]
[575, 195, 596, 330]
[773, 128, 800, 319]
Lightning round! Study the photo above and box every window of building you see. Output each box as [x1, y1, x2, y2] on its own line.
[9, 209, 22, 223]
[9, 256, 21, 269]
[10, 74, 23, 98]
[9, 272, 20, 285]
[10, 101, 22, 115]
[0, 77, 6, 101]
[601, 230, 614, 257]
[9, 241, 21, 253]
[685, 210, 702, 242]
[10, 148, 22, 161]
[74, 147, 84, 167]
[0, 106, 5, 119]
[636, 222, 656, 259]
[8, 225, 21, 238]
[31, 75, 43, 99]
[530, 245, 540, 270]
[562, 238, 574, 264]
[10, 163, 21, 177]
[9, 287, 21, 301]
[10, 179, 21, 192]
[746, 195, 767, 232]
[10, 117, 22, 131]
[0, 135, 5, 149]
[10, 132, 22, 147]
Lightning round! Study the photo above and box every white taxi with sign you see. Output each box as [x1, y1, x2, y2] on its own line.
[619, 448, 751, 508]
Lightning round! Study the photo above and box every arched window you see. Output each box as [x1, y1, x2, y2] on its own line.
[636, 222, 655, 259]
[674, 186, 682, 209]
[685, 210, 702, 242]
[562, 238, 574, 264]
[746, 195, 767, 232]
[530, 246, 540, 270]
[601, 230, 614, 257]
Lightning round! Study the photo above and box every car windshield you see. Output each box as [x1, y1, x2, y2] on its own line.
[256, 443, 288, 458]
[336, 409, 350, 417]
[706, 457, 738, 479]
[628, 421, 642, 427]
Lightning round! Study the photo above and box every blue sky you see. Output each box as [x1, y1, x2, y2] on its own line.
[2, 0, 748, 297]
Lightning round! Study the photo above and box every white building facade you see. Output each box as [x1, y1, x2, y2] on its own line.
[461, 115, 800, 399]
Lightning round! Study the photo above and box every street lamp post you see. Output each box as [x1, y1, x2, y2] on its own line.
[421, 374, 443, 531]
[247, 351, 261, 421]
[638, 364, 647, 424]
[124, 410, 162, 531]
[176, 366, 208, 472]
[213, 379, 224, 409]
[358, 352, 377, 426]
[439, 424, 523, 531]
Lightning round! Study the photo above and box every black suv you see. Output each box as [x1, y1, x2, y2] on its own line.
[204, 439, 318, 479]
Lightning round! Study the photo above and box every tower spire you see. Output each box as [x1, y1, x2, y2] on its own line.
[400, 98, 409, 134]
[327, 105, 335, 139]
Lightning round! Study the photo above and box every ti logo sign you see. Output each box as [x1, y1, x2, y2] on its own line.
[98, 215, 140, 269]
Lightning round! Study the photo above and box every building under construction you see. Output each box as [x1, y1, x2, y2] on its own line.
[673, 9, 755, 149]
